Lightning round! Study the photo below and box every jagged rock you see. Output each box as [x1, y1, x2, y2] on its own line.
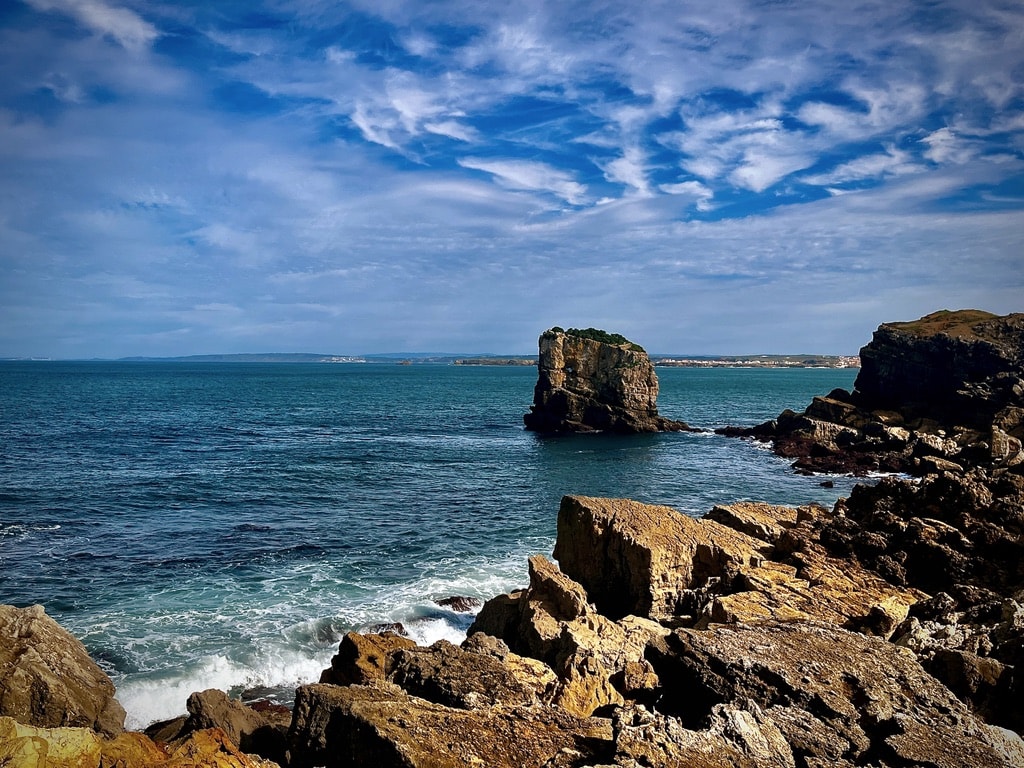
[825, 470, 1024, 598]
[287, 683, 614, 768]
[553, 496, 771, 622]
[166, 689, 289, 765]
[0, 604, 126, 736]
[470, 555, 665, 716]
[647, 621, 1024, 768]
[608, 703, 796, 768]
[387, 639, 553, 710]
[523, 328, 692, 433]
[704, 502, 799, 545]
[319, 631, 417, 686]
[161, 727, 281, 768]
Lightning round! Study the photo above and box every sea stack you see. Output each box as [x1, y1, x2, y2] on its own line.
[523, 327, 691, 434]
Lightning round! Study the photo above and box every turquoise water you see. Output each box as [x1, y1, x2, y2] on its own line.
[0, 361, 858, 727]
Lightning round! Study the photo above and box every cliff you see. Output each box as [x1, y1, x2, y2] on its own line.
[523, 327, 691, 433]
[723, 309, 1024, 475]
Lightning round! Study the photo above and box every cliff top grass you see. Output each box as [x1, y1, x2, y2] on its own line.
[544, 327, 645, 353]
[887, 309, 999, 340]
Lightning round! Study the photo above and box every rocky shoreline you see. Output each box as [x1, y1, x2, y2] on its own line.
[3, 310, 1024, 767]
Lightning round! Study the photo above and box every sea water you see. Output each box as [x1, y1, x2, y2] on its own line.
[0, 361, 859, 728]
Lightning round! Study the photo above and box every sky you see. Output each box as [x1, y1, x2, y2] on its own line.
[1, 0, 1022, 358]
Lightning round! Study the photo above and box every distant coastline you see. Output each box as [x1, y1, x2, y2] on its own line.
[1, 353, 860, 368]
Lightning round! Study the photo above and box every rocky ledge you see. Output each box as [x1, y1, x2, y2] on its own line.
[523, 327, 693, 434]
[720, 309, 1024, 475]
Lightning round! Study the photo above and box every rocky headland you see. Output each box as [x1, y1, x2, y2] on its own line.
[721, 309, 1024, 476]
[523, 327, 693, 433]
[3, 310, 1024, 767]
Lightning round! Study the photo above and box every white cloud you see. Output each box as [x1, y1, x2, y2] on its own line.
[26, 0, 159, 51]
[921, 128, 978, 165]
[458, 157, 586, 204]
[730, 149, 813, 193]
[423, 120, 478, 142]
[658, 180, 714, 211]
[802, 145, 923, 186]
[599, 147, 650, 196]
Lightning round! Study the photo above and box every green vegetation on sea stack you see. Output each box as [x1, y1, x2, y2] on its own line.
[543, 327, 645, 353]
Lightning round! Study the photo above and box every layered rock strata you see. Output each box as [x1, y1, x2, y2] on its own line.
[721, 309, 1024, 475]
[523, 327, 692, 433]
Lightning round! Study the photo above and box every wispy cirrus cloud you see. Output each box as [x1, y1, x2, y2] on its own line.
[457, 157, 587, 205]
[25, 0, 159, 51]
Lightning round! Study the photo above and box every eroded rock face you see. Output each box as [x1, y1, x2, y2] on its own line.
[319, 631, 417, 687]
[523, 328, 691, 433]
[0, 604, 126, 737]
[856, 309, 1024, 426]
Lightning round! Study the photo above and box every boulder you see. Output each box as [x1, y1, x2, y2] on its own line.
[319, 631, 417, 686]
[647, 621, 1024, 768]
[703, 501, 799, 545]
[553, 496, 770, 621]
[386, 639, 553, 710]
[287, 683, 614, 768]
[171, 689, 288, 765]
[523, 328, 692, 433]
[0, 604, 126, 736]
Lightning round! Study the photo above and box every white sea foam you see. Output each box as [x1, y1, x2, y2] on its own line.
[117, 644, 335, 730]
[112, 548, 539, 730]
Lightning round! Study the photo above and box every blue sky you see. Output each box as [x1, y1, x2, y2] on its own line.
[1, 0, 1022, 357]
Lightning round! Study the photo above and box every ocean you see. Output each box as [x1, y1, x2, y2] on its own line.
[0, 361, 860, 729]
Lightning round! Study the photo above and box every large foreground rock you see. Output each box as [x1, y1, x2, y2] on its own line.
[0, 604, 126, 736]
[647, 621, 1024, 768]
[0, 717, 280, 768]
[523, 328, 691, 433]
[552, 495, 921, 633]
[288, 683, 614, 768]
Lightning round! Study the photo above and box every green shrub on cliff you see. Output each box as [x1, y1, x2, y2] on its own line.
[543, 326, 645, 353]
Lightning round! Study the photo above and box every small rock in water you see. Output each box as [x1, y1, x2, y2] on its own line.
[435, 596, 483, 612]
[819, 479, 835, 488]
[370, 622, 408, 635]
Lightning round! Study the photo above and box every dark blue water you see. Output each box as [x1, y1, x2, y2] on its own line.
[0, 361, 858, 726]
